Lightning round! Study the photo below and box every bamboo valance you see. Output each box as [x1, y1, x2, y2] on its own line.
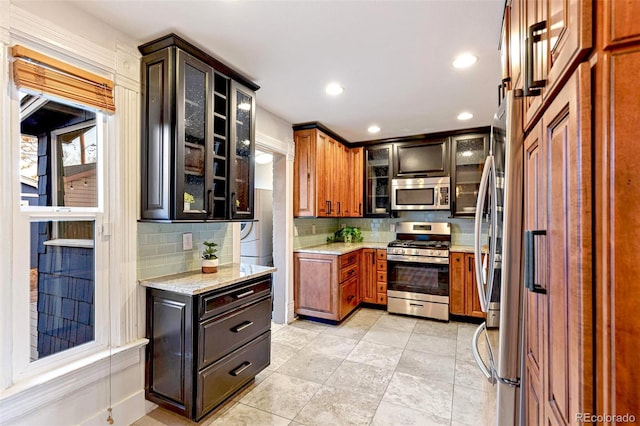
[11, 45, 115, 114]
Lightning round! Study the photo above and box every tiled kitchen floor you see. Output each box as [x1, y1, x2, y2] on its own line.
[133, 308, 497, 426]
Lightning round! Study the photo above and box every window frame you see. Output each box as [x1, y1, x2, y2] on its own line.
[11, 88, 110, 383]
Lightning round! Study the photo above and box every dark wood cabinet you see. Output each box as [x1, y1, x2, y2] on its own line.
[449, 252, 485, 319]
[145, 275, 272, 421]
[364, 145, 392, 217]
[139, 34, 257, 221]
[450, 133, 489, 217]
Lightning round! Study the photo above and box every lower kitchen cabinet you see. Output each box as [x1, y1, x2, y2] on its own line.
[449, 252, 485, 318]
[294, 251, 360, 321]
[145, 275, 272, 421]
[360, 249, 388, 306]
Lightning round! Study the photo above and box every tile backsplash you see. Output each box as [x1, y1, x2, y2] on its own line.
[137, 222, 233, 280]
[293, 211, 482, 249]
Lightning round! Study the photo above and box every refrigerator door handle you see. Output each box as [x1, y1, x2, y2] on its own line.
[474, 155, 496, 312]
[471, 322, 496, 384]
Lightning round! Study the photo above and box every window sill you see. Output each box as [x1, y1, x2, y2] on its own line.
[0, 338, 148, 423]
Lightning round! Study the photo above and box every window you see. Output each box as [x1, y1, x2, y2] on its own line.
[16, 91, 105, 372]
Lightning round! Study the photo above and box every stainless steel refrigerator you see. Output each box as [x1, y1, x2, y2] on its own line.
[471, 90, 525, 425]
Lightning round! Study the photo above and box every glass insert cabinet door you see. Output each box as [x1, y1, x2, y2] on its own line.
[177, 51, 213, 219]
[364, 145, 391, 216]
[229, 81, 255, 220]
[452, 134, 488, 216]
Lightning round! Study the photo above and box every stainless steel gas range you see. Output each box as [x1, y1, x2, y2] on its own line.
[386, 222, 451, 321]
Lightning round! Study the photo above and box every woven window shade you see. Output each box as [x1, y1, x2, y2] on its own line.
[11, 45, 115, 114]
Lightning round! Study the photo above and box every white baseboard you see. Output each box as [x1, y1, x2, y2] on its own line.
[80, 389, 148, 426]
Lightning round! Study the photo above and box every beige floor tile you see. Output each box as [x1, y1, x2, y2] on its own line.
[322, 320, 371, 340]
[405, 333, 458, 358]
[346, 340, 403, 370]
[381, 372, 453, 420]
[324, 360, 394, 398]
[454, 359, 495, 392]
[361, 326, 411, 349]
[451, 384, 497, 426]
[395, 349, 456, 384]
[293, 385, 380, 425]
[231, 369, 274, 402]
[270, 342, 301, 370]
[303, 333, 359, 358]
[271, 326, 320, 349]
[373, 312, 418, 332]
[276, 350, 343, 383]
[413, 319, 459, 339]
[239, 372, 321, 420]
[210, 403, 290, 425]
[371, 401, 450, 426]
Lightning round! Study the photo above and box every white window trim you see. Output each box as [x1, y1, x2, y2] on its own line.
[1, 2, 144, 412]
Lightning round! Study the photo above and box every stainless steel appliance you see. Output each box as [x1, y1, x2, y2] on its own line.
[391, 177, 450, 211]
[471, 90, 525, 425]
[386, 222, 451, 320]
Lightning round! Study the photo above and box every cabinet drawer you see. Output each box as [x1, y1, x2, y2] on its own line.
[376, 271, 387, 283]
[377, 293, 387, 305]
[199, 296, 271, 368]
[376, 250, 387, 261]
[376, 261, 387, 272]
[377, 282, 387, 293]
[196, 331, 270, 420]
[199, 276, 271, 320]
[339, 277, 359, 319]
[340, 263, 359, 283]
[340, 252, 359, 268]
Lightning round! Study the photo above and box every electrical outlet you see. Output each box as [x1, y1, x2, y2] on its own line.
[182, 233, 193, 251]
[294, 226, 299, 237]
[390, 224, 396, 233]
[311, 224, 316, 235]
[341, 223, 346, 229]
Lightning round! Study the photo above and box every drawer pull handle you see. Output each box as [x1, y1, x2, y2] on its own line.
[409, 303, 424, 307]
[347, 270, 355, 276]
[231, 321, 254, 333]
[347, 295, 355, 302]
[235, 290, 255, 299]
[230, 361, 252, 377]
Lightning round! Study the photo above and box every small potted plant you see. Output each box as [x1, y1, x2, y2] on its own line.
[184, 192, 195, 211]
[201, 240, 218, 273]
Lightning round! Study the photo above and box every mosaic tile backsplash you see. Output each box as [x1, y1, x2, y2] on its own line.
[137, 222, 233, 280]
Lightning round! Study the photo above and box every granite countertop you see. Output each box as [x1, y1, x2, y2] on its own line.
[294, 241, 390, 255]
[139, 263, 277, 295]
[449, 244, 475, 253]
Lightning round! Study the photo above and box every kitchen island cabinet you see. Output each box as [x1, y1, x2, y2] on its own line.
[140, 264, 275, 421]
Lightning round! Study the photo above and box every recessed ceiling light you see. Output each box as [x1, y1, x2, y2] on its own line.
[325, 82, 344, 96]
[453, 53, 478, 69]
[368, 125, 381, 134]
[457, 112, 473, 121]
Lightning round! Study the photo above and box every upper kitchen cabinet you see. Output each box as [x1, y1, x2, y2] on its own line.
[139, 34, 259, 221]
[229, 81, 256, 220]
[450, 133, 489, 217]
[364, 144, 392, 217]
[293, 125, 361, 218]
[521, 0, 591, 129]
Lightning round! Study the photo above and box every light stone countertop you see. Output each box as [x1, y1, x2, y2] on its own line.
[294, 241, 390, 255]
[449, 244, 475, 253]
[139, 263, 276, 296]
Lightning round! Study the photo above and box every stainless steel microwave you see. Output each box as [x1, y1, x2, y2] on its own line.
[391, 177, 450, 211]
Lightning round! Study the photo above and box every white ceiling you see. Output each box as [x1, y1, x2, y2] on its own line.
[56, 0, 504, 142]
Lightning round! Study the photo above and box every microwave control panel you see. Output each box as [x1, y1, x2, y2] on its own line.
[439, 187, 450, 207]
